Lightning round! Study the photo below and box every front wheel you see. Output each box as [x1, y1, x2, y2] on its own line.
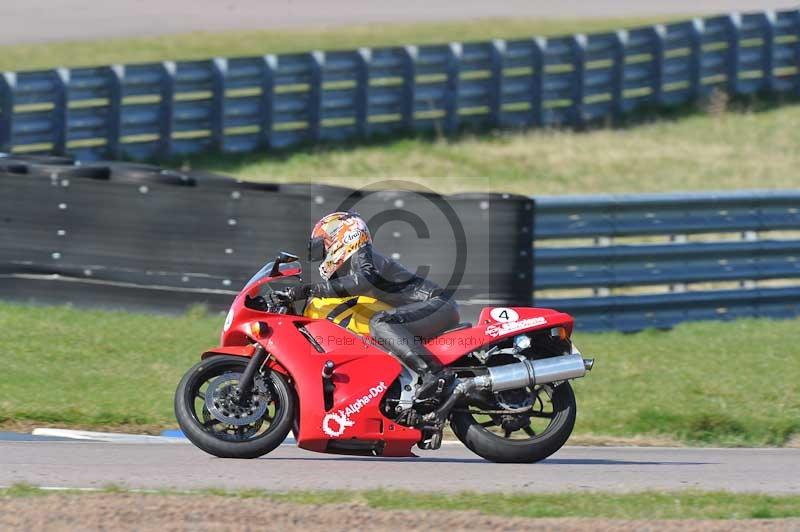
[449, 381, 576, 463]
[175, 355, 295, 459]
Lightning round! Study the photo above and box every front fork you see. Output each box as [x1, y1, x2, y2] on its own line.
[237, 344, 268, 400]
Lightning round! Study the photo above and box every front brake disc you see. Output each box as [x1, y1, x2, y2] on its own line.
[205, 372, 270, 426]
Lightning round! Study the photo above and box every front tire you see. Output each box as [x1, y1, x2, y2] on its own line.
[450, 381, 576, 463]
[175, 355, 295, 459]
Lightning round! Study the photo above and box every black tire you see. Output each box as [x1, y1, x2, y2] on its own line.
[3, 154, 75, 166]
[450, 382, 577, 463]
[25, 162, 111, 180]
[106, 162, 196, 186]
[174, 355, 295, 459]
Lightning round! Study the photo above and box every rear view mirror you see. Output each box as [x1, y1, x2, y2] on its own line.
[270, 251, 299, 276]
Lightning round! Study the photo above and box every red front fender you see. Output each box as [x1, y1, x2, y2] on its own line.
[201, 344, 290, 376]
[201, 345, 256, 359]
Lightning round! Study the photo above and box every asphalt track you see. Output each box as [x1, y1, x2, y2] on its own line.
[2, 441, 798, 494]
[2, 1, 797, 45]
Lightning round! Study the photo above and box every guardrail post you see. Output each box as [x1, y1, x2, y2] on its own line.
[107, 65, 124, 160]
[689, 18, 704, 102]
[794, 10, 800, 97]
[210, 58, 227, 153]
[158, 61, 176, 160]
[0, 72, 16, 152]
[530, 38, 545, 127]
[741, 229, 758, 289]
[653, 25, 666, 106]
[593, 235, 612, 297]
[764, 11, 777, 93]
[727, 13, 742, 95]
[309, 51, 324, 144]
[402, 46, 417, 133]
[572, 35, 587, 127]
[489, 40, 505, 128]
[53, 68, 70, 155]
[445, 43, 461, 136]
[260, 55, 276, 149]
[612, 30, 627, 121]
[355, 48, 370, 139]
[669, 234, 688, 293]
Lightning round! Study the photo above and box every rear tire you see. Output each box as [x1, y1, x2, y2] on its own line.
[175, 355, 295, 459]
[450, 382, 576, 463]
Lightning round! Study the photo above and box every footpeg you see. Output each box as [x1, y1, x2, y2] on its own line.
[418, 427, 444, 450]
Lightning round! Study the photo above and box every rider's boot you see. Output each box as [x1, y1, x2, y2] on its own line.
[397, 346, 448, 400]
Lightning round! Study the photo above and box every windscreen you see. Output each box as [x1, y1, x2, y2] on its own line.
[244, 261, 302, 290]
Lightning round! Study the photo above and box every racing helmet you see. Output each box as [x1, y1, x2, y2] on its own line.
[308, 211, 371, 280]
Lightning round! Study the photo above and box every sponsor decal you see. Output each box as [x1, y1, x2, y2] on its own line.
[342, 229, 363, 244]
[485, 316, 548, 338]
[490, 307, 519, 323]
[322, 381, 387, 438]
[223, 308, 234, 331]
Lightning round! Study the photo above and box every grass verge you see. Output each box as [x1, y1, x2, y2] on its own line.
[187, 99, 800, 195]
[2, 484, 799, 520]
[0, 16, 681, 71]
[1, 301, 798, 445]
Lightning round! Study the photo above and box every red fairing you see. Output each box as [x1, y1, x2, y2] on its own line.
[205, 262, 575, 457]
[424, 307, 574, 366]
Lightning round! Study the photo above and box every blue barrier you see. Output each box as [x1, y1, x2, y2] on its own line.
[533, 190, 800, 332]
[0, 10, 798, 161]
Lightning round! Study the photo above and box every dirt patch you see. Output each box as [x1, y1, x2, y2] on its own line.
[1, 494, 798, 532]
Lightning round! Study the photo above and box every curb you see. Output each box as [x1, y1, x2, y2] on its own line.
[31, 428, 189, 444]
[29, 428, 465, 447]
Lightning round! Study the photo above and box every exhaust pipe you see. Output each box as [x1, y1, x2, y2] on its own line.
[486, 354, 592, 393]
[421, 354, 594, 431]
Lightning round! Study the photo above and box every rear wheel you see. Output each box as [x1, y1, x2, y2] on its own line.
[175, 355, 294, 459]
[449, 381, 576, 463]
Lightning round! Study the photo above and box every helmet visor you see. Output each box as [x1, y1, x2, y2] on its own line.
[308, 236, 325, 262]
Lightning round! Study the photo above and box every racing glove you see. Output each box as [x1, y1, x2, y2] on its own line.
[272, 283, 315, 303]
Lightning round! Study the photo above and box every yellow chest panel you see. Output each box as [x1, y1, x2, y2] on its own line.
[303, 296, 391, 335]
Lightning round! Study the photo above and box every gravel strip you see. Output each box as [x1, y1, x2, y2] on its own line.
[1, 493, 798, 531]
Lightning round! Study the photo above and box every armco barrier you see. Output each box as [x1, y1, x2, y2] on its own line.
[0, 10, 799, 161]
[534, 191, 800, 331]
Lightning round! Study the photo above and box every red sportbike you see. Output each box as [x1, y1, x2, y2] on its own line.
[175, 252, 594, 463]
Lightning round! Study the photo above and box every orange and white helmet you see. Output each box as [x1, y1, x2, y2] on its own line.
[308, 212, 372, 280]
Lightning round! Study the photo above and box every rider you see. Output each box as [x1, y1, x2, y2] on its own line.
[276, 211, 459, 398]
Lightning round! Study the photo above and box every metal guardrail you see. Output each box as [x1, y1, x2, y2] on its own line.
[0, 10, 798, 161]
[533, 190, 800, 331]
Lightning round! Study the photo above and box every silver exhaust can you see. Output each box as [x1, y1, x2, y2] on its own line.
[487, 354, 590, 393]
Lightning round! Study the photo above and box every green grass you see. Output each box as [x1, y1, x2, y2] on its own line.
[0, 16, 681, 71]
[1, 301, 798, 445]
[0, 303, 217, 428]
[3, 484, 800, 520]
[571, 318, 800, 446]
[187, 100, 800, 195]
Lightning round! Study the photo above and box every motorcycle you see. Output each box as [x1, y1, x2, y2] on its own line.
[174, 251, 594, 463]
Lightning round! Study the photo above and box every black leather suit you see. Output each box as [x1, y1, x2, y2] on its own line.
[305, 244, 459, 374]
